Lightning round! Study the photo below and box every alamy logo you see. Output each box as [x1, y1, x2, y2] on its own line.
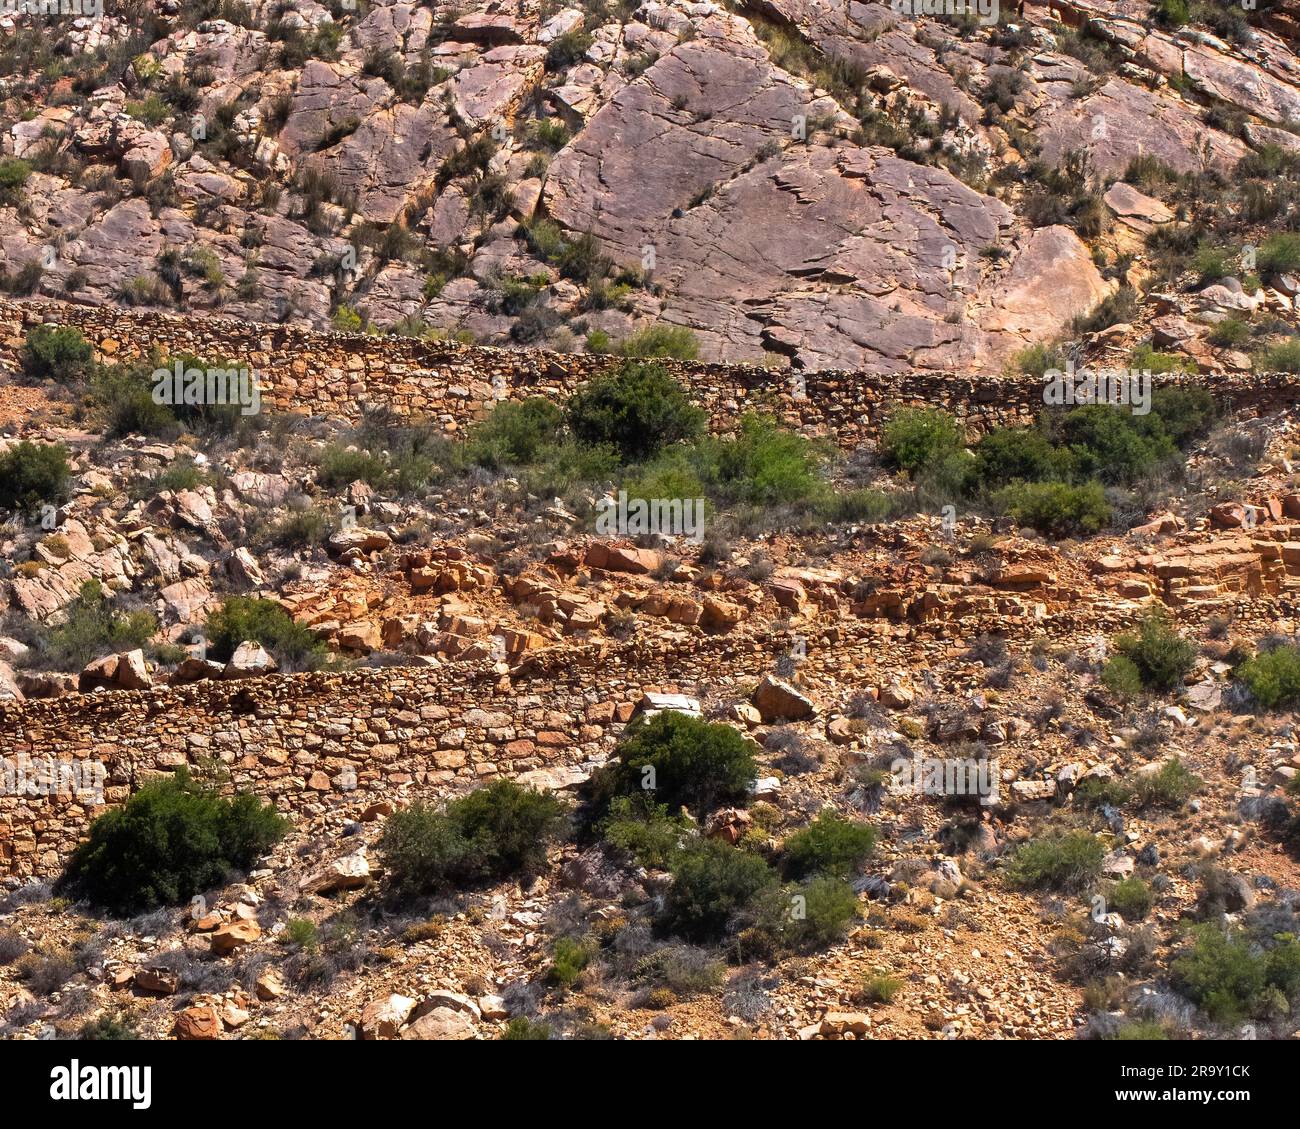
[152, 360, 262, 416]
[50, 1061, 151, 1110]
[595, 490, 705, 543]
[1042, 362, 1152, 416]
[890, 0, 999, 24]
[1, 0, 103, 15]
[2, 754, 105, 803]
[890, 753, 1001, 806]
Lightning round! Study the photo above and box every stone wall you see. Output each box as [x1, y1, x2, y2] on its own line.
[4, 297, 1297, 448]
[0, 621, 871, 880]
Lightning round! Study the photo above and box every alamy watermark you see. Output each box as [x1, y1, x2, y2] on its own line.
[2, 754, 106, 804]
[890, 0, 999, 25]
[1, 0, 103, 16]
[152, 359, 262, 416]
[891, 752, 1001, 806]
[595, 490, 705, 543]
[1043, 361, 1152, 417]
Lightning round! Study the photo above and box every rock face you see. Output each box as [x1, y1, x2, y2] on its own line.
[0, 0, 1273, 368]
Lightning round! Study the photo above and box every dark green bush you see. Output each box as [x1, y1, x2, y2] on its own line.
[658, 839, 777, 942]
[594, 711, 757, 818]
[1112, 613, 1196, 691]
[566, 361, 705, 462]
[1172, 924, 1300, 1024]
[467, 396, 566, 468]
[782, 811, 877, 879]
[993, 480, 1110, 537]
[379, 779, 568, 896]
[1108, 877, 1153, 921]
[203, 596, 329, 671]
[598, 794, 688, 868]
[79, 1011, 140, 1040]
[971, 426, 1070, 490]
[1100, 655, 1144, 699]
[1005, 830, 1104, 893]
[0, 157, 30, 206]
[1237, 644, 1300, 709]
[1053, 405, 1177, 485]
[502, 1016, 553, 1040]
[548, 935, 592, 987]
[22, 325, 94, 384]
[315, 443, 390, 489]
[0, 440, 71, 516]
[881, 407, 964, 473]
[60, 767, 288, 915]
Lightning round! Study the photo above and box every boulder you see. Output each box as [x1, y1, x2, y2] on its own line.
[753, 675, 816, 721]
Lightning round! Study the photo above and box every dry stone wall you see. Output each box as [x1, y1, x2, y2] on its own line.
[5, 295, 1300, 882]
[0, 622, 865, 880]
[4, 298, 1298, 447]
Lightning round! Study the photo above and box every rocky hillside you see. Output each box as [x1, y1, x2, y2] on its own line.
[5, 0, 1300, 1050]
[8, 0, 1300, 373]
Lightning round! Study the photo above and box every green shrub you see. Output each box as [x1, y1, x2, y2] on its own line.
[789, 875, 860, 949]
[1005, 830, 1104, 893]
[22, 325, 94, 383]
[1256, 339, 1300, 374]
[91, 364, 179, 439]
[0, 440, 71, 516]
[1192, 242, 1234, 285]
[315, 443, 390, 489]
[379, 779, 568, 896]
[332, 304, 364, 332]
[1112, 613, 1196, 691]
[861, 974, 903, 1004]
[502, 1017, 553, 1040]
[1208, 317, 1250, 348]
[971, 427, 1069, 490]
[1258, 232, 1300, 276]
[1127, 758, 1201, 809]
[548, 936, 592, 987]
[1237, 644, 1300, 708]
[782, 811, 877, 879]
[566, 361, 705, 462]
[286, 917, 319, 948]
[1150, 386, 1215, 446]
[1129, 344, 1193, 374]
[881, 407, 964, 472]
[659, 840, 777, 942]
[598, 794, 688, 868]
[60, 767, 288, 915]
[594, 710, 757, 818]
[1170, 924, 1300, 1024]
[545, 28, 592, 70]
[1106, 1019, 1168, 1040]
[1108, 877, 1153, 921]
[79, 1012, 140, 1040]
[203, 596, 329, 670]
[616, 324, 700, 360]
[1012, 342, 1066, 377]
[0, 157, 31, 206]
[1101, 655, 1144, 699]
[23, 579, 156, 670]
[993, 480, 1110, 537]
[467, 396, 567, 468]
[1053, 405, 1177, 485]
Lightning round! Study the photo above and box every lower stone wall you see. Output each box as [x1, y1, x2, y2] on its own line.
[0, 625, 844, 880]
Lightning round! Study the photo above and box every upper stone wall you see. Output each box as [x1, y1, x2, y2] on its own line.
[4, 298, 1297, 448]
